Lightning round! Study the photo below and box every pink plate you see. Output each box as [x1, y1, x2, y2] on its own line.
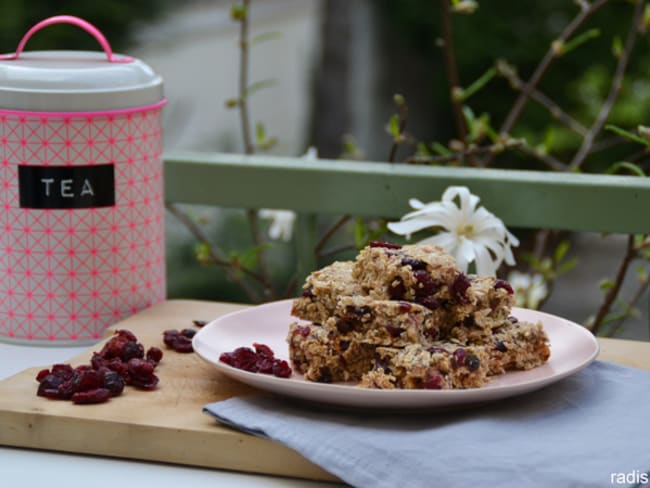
[193, 300, 599, 410]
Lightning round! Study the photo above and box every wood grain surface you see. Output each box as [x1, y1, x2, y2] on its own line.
[0, 299, 648, 481]
[0, 300, 337, 482]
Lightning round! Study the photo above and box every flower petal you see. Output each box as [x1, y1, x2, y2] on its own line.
[387, 217, 441, 236]
[472, 242, 498, 276]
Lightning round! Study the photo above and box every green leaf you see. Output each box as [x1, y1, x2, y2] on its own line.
[387, 114, 400, 138]
[556, 258, 578, 275]
[560, 28, 600, 56]
[354, 217, 366, 249]
[636, 264, 649, 283]
[431, 141, 453, 156]
[458, 66, 497, 102]
[255, 122, 266, 144]
[416, 143, 432, 158]
[230, 4, 247, 21]
[604, 124, 650, 146]
[605, 161, 646, 177]
[543, 127, 556, 154]
[462, 106, 476, 128]
[554, 240, 570, 263]
[231, 244, 271, 271]
[258, 137, 278, 152]
[245, 78, 278, 97]
[612, 36, 623, 58]
[194, 242, 211, 264]
[250, 31, 283, 46]
[599, 279, 615, 292]
[224, 97, 240, 109]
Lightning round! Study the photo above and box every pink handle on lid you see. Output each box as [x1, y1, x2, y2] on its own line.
[0, 15, 133, 63]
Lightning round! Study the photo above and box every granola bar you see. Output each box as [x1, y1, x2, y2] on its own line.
[359, 342, 490, 390]
[352, 242, 460, 305]
[483, 318, 551, 375]
[287, 322, 375, 383]
[291, 261, 361, 324]
[322, 296, 445, 347]
[448, 275, 515, 331]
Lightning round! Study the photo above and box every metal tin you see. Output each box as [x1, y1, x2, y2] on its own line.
[0, 16, 167, 345]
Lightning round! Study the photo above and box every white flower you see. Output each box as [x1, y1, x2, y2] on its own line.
[507, 271, 548, 309]
[258, 209, 296, 242]
[258, 147, 317, 241]
[387, 186, 519, 276]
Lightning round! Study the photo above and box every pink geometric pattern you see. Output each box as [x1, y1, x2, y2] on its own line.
[0, 106, 166, 343]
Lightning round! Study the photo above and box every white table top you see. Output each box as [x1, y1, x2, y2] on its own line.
[0, 341, 340, 488]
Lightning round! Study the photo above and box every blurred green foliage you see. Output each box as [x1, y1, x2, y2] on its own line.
[0, 0, 171, 52]
[378, 0, 650, 171]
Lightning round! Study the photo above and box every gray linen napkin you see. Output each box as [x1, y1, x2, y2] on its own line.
[204, 361, 650, 488]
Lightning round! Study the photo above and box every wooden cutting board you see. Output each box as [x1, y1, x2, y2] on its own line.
[0, 299, 338, 482]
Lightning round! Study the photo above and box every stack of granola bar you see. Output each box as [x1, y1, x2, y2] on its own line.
[287, 241, 550, 390]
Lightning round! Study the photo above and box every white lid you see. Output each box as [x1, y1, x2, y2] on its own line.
[0, 16, 164, 112]
[0, 51, 164, 112]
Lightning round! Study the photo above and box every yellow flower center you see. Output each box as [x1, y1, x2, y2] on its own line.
[457, 223, 474, 237]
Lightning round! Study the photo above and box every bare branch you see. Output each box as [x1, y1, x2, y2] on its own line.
[589, 234, 637, 335]
[498, 0, 609, 138]
[438, 0, 468, 141]
[569, 0, 645, 169]
[165, 203, 264, 302]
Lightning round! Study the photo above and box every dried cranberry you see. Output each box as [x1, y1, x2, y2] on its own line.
[427, 346, 447, 355]
[388, 276, 407, 299]
[72, 388, 111, 405]
[163, 329, 195, 353]
[385, 325, 402, 338]
[346, 305, 371, 316]
[180, 328, 196, 338]
[423, 327, 439, 341]
[192, 320, 208, 327]
[508, 315, 519, 323]
[220, 347, 258, 372]
[423, 372, 443, 389]
[398, 301, 412, 312]
[451, 348, 467, 369]
[220, 343, 292, 378]
[413, 270, 438, 297]
[122, 341, 145, 361]
[116, 329, 138, 342]
[292, 325, 311, 337]
[335, 319, 353, 334]
[317, 367, 333, 383]
[495, 340, 508, 353]
[451, 273, 471, 304]
[127, 358, 155, 378]
[101, 370, 125, 396]
[401, 258, 427, 270]
[465, 354, 481, 371]
[272, 360, 292, 378]
[146, 346, 163, 363]
[494, 279, 514, 295]
[369, 240, 402, 249]
[339, 340, 350, 352]
[418, 296, 442, 311]
[74, 370, 103, 392]
[253, 342, 274, 359]
[37, 374, 65, 397]
[51, 364, 75, 380]
[130, 374, 159, 390]
[36, 369, 50, 382]
[301, 286, 315, 298]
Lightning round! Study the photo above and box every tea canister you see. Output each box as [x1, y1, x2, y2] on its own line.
[0, 16, 166, 344]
